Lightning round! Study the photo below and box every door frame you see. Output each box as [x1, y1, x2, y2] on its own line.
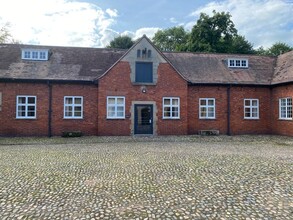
[134, 104, 153, 135]
[131, 101, 157, 135]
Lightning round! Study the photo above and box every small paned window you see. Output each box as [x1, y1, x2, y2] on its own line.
[135, 62, 153, 83]
[163, 97, 180, 119]
[137, 49, 141, 58]
[64, 96, 83, 119]
[24, 51, 31, 59]
[107, 96, 125, 119]
[244, 99, 259, 119]
[199, 98, 215, 119]
[228, 58, 248, 68]
[22, 49, 48, 61]
[147, 50, 152, 58]
[16, 96, 37, 119]
[279, 97, 292, 120]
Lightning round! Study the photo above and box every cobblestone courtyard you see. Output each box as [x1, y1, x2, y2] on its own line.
[0, 135, 292, 219]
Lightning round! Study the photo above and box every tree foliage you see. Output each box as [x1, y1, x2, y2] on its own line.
[152, 26, 189, 51]
[0, 22, 20, 44]
[188, 10, 237, 53]
[256, 42, 292, 56]
[107, 35, 134, 49]
[0, 23, 12, 43]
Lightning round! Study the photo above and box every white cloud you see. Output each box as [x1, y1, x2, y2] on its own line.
[189, 0, 293, 48]
[0, 0, 118, 47]
[169, 17, 178, 24]
[106, 8, 118, 18]
[121, 27, 160, 41]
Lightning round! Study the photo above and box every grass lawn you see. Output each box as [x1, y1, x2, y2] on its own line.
[0, 135, 292, 219]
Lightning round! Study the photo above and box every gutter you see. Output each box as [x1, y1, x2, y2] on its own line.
[0, 78, 96, 85]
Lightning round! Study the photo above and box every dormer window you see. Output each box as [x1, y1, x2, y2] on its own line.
[21, 49, 49, 61]
[228, 58, 248, 68]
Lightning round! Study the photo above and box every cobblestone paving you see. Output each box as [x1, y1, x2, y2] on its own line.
[0, 135, 292, 219]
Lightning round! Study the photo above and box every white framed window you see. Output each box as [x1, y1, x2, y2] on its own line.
[279, 97, 292, 120]
[199, 98, 215, 119]
[163, 97, 180, 119]
[107, 96, 125, 119]
[64, 96, 83, 119]
[16, 96, 36, 119]
[21, 49, 48, 61]
[244, 99, 259, 119]
[228, 58, 248, 68]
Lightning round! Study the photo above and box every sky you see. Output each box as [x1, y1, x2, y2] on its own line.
[0, 0, 292, 49]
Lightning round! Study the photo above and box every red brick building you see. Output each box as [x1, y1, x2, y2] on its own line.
[1, 36, 293, 136]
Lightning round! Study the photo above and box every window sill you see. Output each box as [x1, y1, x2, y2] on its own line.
[199, 118, 216, 120]
[16, 118, 36, 120]
[278, 118, 292, 121]
[107, 117, 126, 120]
[163, 117, 180, 120]
[132, 82, 156, 86]
[244, 118, 259, 120]
[63, 118, 83, 120]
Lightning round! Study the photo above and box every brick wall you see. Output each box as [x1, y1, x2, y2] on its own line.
[0, 82, 49, 136]
[50, 84, 98, 136]
[188, 86, 228, 134]
[229, 86, 271, 135]
[0, 82, 98, 136]
[98, 61, 188, 136]
[271, 84, 293, 136]
[187, 85, 271, 135]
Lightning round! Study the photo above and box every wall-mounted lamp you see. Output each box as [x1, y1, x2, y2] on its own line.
[141, 86, 147, 93]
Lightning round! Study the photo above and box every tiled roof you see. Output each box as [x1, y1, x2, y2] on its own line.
[271, 50, 293, 85]
[1, 43, 292, 86]
[0, 44, 125, 81]
[164, 52, 276, 85]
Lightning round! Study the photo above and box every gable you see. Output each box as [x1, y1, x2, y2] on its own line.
[121, 37, 168, 84]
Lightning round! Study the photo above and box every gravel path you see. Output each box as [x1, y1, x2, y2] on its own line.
[0, 135, 292, 219]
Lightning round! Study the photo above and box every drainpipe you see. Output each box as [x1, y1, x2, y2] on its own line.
[227, 85, 231, 136]
[48, 81, 52, 137]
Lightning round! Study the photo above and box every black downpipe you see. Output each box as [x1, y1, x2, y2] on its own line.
[48, 81, 52, 137]
[227, 85, 231, 136]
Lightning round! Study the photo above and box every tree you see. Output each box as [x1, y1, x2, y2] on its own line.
[152, 26, 189, 51]
[267, 42, 292, 56]
[188, 10, 238, 53]
[107, 35, 134, 49]
[0, 23, 11, 43]
[255, 42, 292, 56]
[0, 21, 20, 44]
[229, 35, 255, 54]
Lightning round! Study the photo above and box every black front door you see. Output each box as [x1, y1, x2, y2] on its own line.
[134, 104, 153, 134]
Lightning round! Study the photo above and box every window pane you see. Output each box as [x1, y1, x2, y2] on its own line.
[236, 60, 240, 66]
[208, 99, 214, 106]
[164, 99, 170, 105]
[108, 98, 115, 105]
[200, 99, 206, 106]
[117, 111, 124, 117]
[32, 51, 38, 59]
[18, 97, 26, 104]
[117, 98, 124, 105]
[27, 97, 35, 104]
[74, 111, 81, 117]
[200, 107, 206, 117]
[75, 98, 82, 104]
[244, 100, 250, 106]
[172, 99, 178, 105]
[252, 100, 258, 106]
